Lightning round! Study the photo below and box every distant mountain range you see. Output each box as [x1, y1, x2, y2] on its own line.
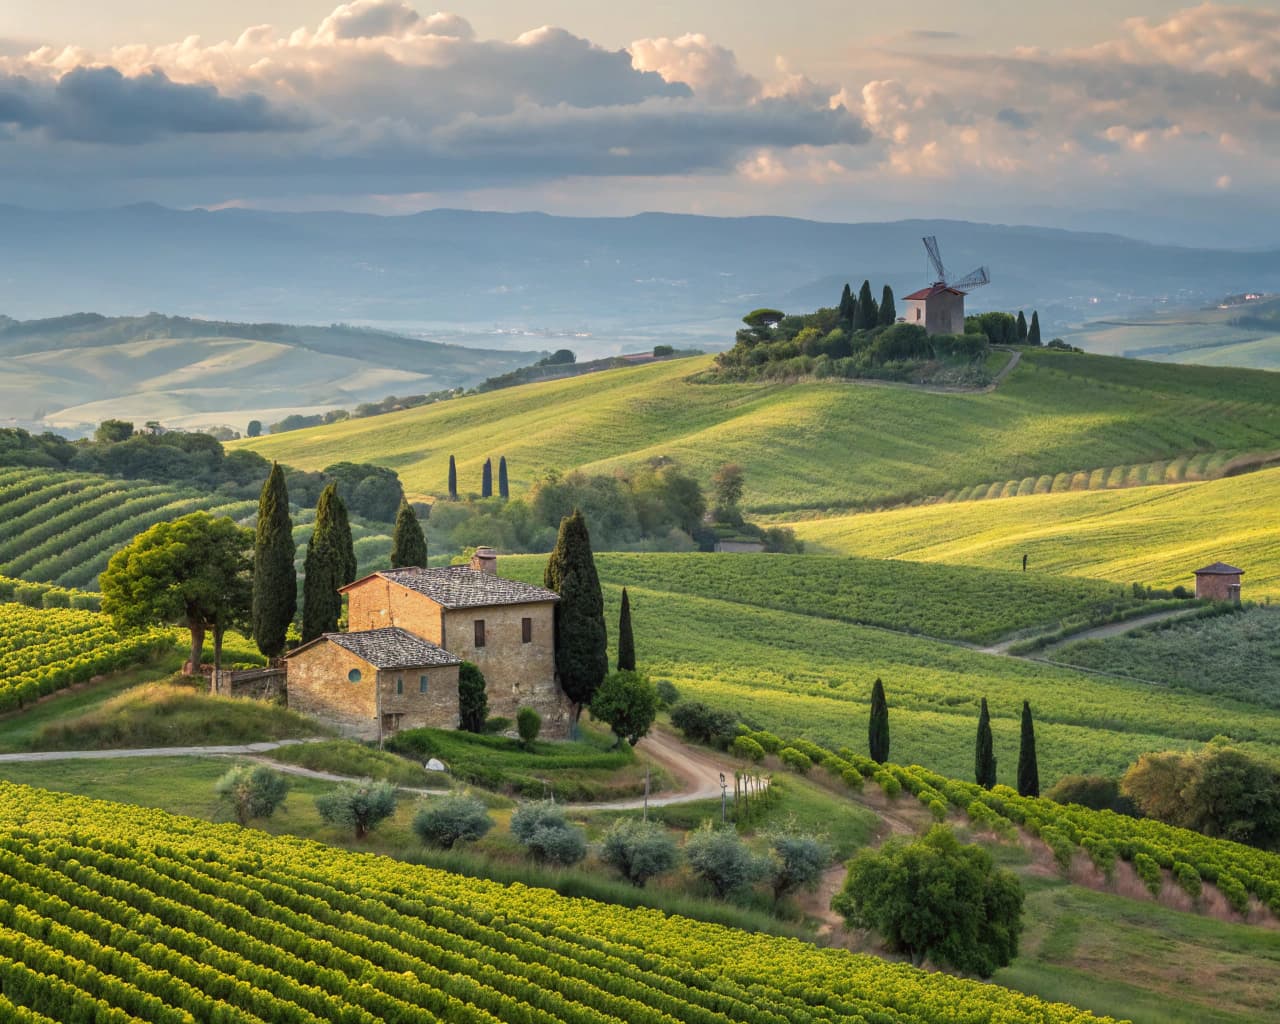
[2, 204, 1279, 360]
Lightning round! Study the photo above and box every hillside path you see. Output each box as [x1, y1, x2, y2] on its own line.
[988, 347, 1021, 387]
[0, 739, 316, 763]
[978, 606, 1198, 656]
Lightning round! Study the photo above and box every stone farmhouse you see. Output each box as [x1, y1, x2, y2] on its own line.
[285, 548, 570, 740]
[902, 283, 966, 336]
[1193, 561, 1244, 602]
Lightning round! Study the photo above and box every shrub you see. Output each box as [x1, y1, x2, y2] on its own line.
[589, 670, 658, 747]
[768, 832, 829, 901]
[483, 716, 513, 735]
[1217, 872, 1250, 915]
[684, 824, 767, 899]
[1173, 861, 1202, 901]
[1044, 774, 1139, 816]
[412, 795, 493, 849]
[928, 799, 948, 822]
[778, 747, 811, 774]
[600, 819, 679, 887]
[511, 801, 587, 866]
[749, 730, 782, 754]
[670, 701, 736, 748]
[873, 769, 901, 798]
[731, 736, 765, 762]
[315, 781, 397, 839]
[215, 764, 289, 825]
[40, 590, 70, 609]
[516, 707, 541, 749]
[1133, 852, 1163, 897]
[653, 679, 680, 709]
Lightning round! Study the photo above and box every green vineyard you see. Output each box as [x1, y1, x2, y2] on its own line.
[0, 783, 1118, 1023]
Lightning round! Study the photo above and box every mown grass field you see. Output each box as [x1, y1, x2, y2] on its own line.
[234, 349, 1280, 514]
[789, 466, 1280, 598]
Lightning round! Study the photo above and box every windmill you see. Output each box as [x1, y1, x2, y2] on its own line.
[903, 236, 991, 336]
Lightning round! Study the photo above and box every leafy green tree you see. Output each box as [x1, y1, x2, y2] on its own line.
[855, 280, 878, 331]
[975, 697, 996, 789]
[413, 795, 493, 849]
[544, 509, 608, 723]
[1017, 700, 1039, 797]
[458, 661, 488, 733]
[246, 420, 262, 438]
[1044, 775, 1138, 815]
[878, 285, 897, 326]
[1028, 311, 1042, 346]
[481, 458, 493, 498]
[315, 781, 397, 838]
[1016, 311, 1028, 343]
[711, 463, 745, 523]
[498, 456, 509, 500]
[869, 677, 889, 764]
[837, 283, 855, 324]
[252, 463, 295, 659]
[769, 831, 830, 901]
[302, 483, 357, 642]
[390, 499, 428, 569]
[590, 669, 658, 748]
[601, 819, 679, 887]
[448, 455, 458, 500]
[743, 308, 785, 329]
[511, 801, 587, 865]
[216, 764, 289, 825]
[95, 419, 134, 443]
[517, 707, 541, 749]
[669, 701, 736, 747]
[686, 824, 767, 899]
[101, 511, 253, 674]
[833, 824, 1024, 976]
[617, 587, 636, 671]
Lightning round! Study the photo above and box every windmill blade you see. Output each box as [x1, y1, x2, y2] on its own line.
[922, 236, 947, 283]
[951, 266, 990, 291]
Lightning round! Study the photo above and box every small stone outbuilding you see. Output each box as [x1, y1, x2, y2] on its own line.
[902, 283, 966, 336]
[285, 627, 462, 741]
[1192, 562, 1244, 602]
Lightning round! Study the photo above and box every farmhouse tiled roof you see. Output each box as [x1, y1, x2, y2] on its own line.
[1192, 562, 1245, 576]
[365, 566, 560, 609]
[289, 627, 461, 669]
[903, 283, 965, 300]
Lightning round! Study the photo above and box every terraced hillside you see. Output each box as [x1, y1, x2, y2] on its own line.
[789, 467, 1280, 599]
[0, 783, 1117, 1024]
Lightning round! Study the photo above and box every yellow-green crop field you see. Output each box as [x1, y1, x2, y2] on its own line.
[234, 349, 1280, 515]
[789, 466, 1280, 599]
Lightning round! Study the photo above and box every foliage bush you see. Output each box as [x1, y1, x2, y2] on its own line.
[778, 748, 811, 774]
[589, 670, 658, 747]
[315, 781, 397, 838]
[767, 831, 829, 901]
[670, 701, 737, 748]
[458, 662, 488, 734]
[653, 679, 680, 709]
[684, 824, 768, 900]
[412, 795, 494, 850]
[215, 764, 289, 825]
[599, 819, 679, 887]
[510, 801, 587, 866]
[730, 735, 765, 763]
[516, 707, 541, 749]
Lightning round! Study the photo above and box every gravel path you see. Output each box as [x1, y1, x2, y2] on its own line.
[978, 606, 1197, 656]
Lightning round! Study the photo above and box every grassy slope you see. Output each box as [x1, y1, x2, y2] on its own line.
[233, 349, 1280, 514]
[789, 466, 1280, 598]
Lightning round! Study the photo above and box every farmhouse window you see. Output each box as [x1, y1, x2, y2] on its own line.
[915, 308, 921, 321]
[348, 669, 362, 683]
[522, 617, 533, 643]
[396, 677, 404, 695]
[419, 675, 429, 694]
[474, 619, 486, 647]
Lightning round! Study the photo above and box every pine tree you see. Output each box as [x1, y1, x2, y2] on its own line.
[975, 697, 997, 789]
[544, 509, 608, 722]
[447, 455, 458, 500]
[617, 587, 636, 672]
[302, 483, 356, 641]
[498, 456, 509, 500]
[1028, 311, 1042, 347]
[390, 499, 428, 569]
[869, 677, 889, 764]
[855, 280, 878, 331]
[838, 283, 854, 324]
[1017, 700, 1040, 797]
[252, 463, 296, 659]
[878, 285, 896, 326]
[1016, 311, 1028, 343]
[481, 458, 493, 498]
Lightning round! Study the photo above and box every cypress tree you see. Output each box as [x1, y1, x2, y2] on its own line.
[252, 463, 296, 659]
[302, 483, 356, 641]
[390, 499, 428, 569]
[869, 677, 889, 764]
[544, 509, 608, 723]
[498, 456, 509, 500]
[481, 458, 493, 498]
[838, 283, 855, 325]
[1017, 700, 1040, 797]
[1016, 310, 1028, 343]
[1028, 311, 1042, 347]
[447, 455, 458, 500]
[855, 280, 878, 331]
[975, 697, 997, 789]
[617, 587, 636, 672]
[878, 285, 896, 326]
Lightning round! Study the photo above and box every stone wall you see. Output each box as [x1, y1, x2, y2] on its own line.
[346, 576, 445, 644]
[1195, 573, 1242, 601]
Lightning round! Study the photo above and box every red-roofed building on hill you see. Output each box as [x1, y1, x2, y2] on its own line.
[1192, 562, 1244, 602]
[903, 283, 966, 336]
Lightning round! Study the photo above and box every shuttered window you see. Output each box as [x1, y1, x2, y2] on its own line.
[474, 620, 485, 647]
[522, 617, 532, 644]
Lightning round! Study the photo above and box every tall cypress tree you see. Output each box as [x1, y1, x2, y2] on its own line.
[498, 456, 509, 500]
[544, 509, 608, 723]
[617, 587, 636, 672]
[869, 677, 889, 764]
[481, 458, 493, 498]
[1016, 310, 1028, 343]
[975, 697, 997, 789]
[302, 483, 356, 642]
[1028, 311, 1042, 347]
[252, 463, 295, 659]
[878, 285, 896, 326]
[390, 499, 428, 569]
[447, 455, 458, 500]
[837, 282, 855, 325]
[1017, 700, 1040, 797]
[855, 280, 878, 331]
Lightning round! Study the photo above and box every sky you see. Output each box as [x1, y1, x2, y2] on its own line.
[3, 1, 1280, 245]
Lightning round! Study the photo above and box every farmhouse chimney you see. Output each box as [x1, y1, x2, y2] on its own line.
[470, 546, 498, 575]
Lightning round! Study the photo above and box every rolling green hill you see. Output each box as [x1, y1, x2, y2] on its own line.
[235, 348, 1280, 515]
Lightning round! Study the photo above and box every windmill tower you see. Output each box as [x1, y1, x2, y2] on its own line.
[902, 236, 990, 336]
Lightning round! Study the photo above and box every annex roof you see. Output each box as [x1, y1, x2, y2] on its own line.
[286, 627, 461, 669]
[903, 283, 966, 301]
[1192, 562, 1245, 576]
[343, 566, 559, 609]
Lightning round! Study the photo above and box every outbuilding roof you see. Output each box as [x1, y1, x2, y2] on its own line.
[343, 566, 559, 609]
[286, 627, 461, 669]
[1193, 562, 1245, 576]
[903, 283, 966, 301]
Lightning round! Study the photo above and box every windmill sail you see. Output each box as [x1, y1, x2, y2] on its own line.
[950, 266, 990, 291]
